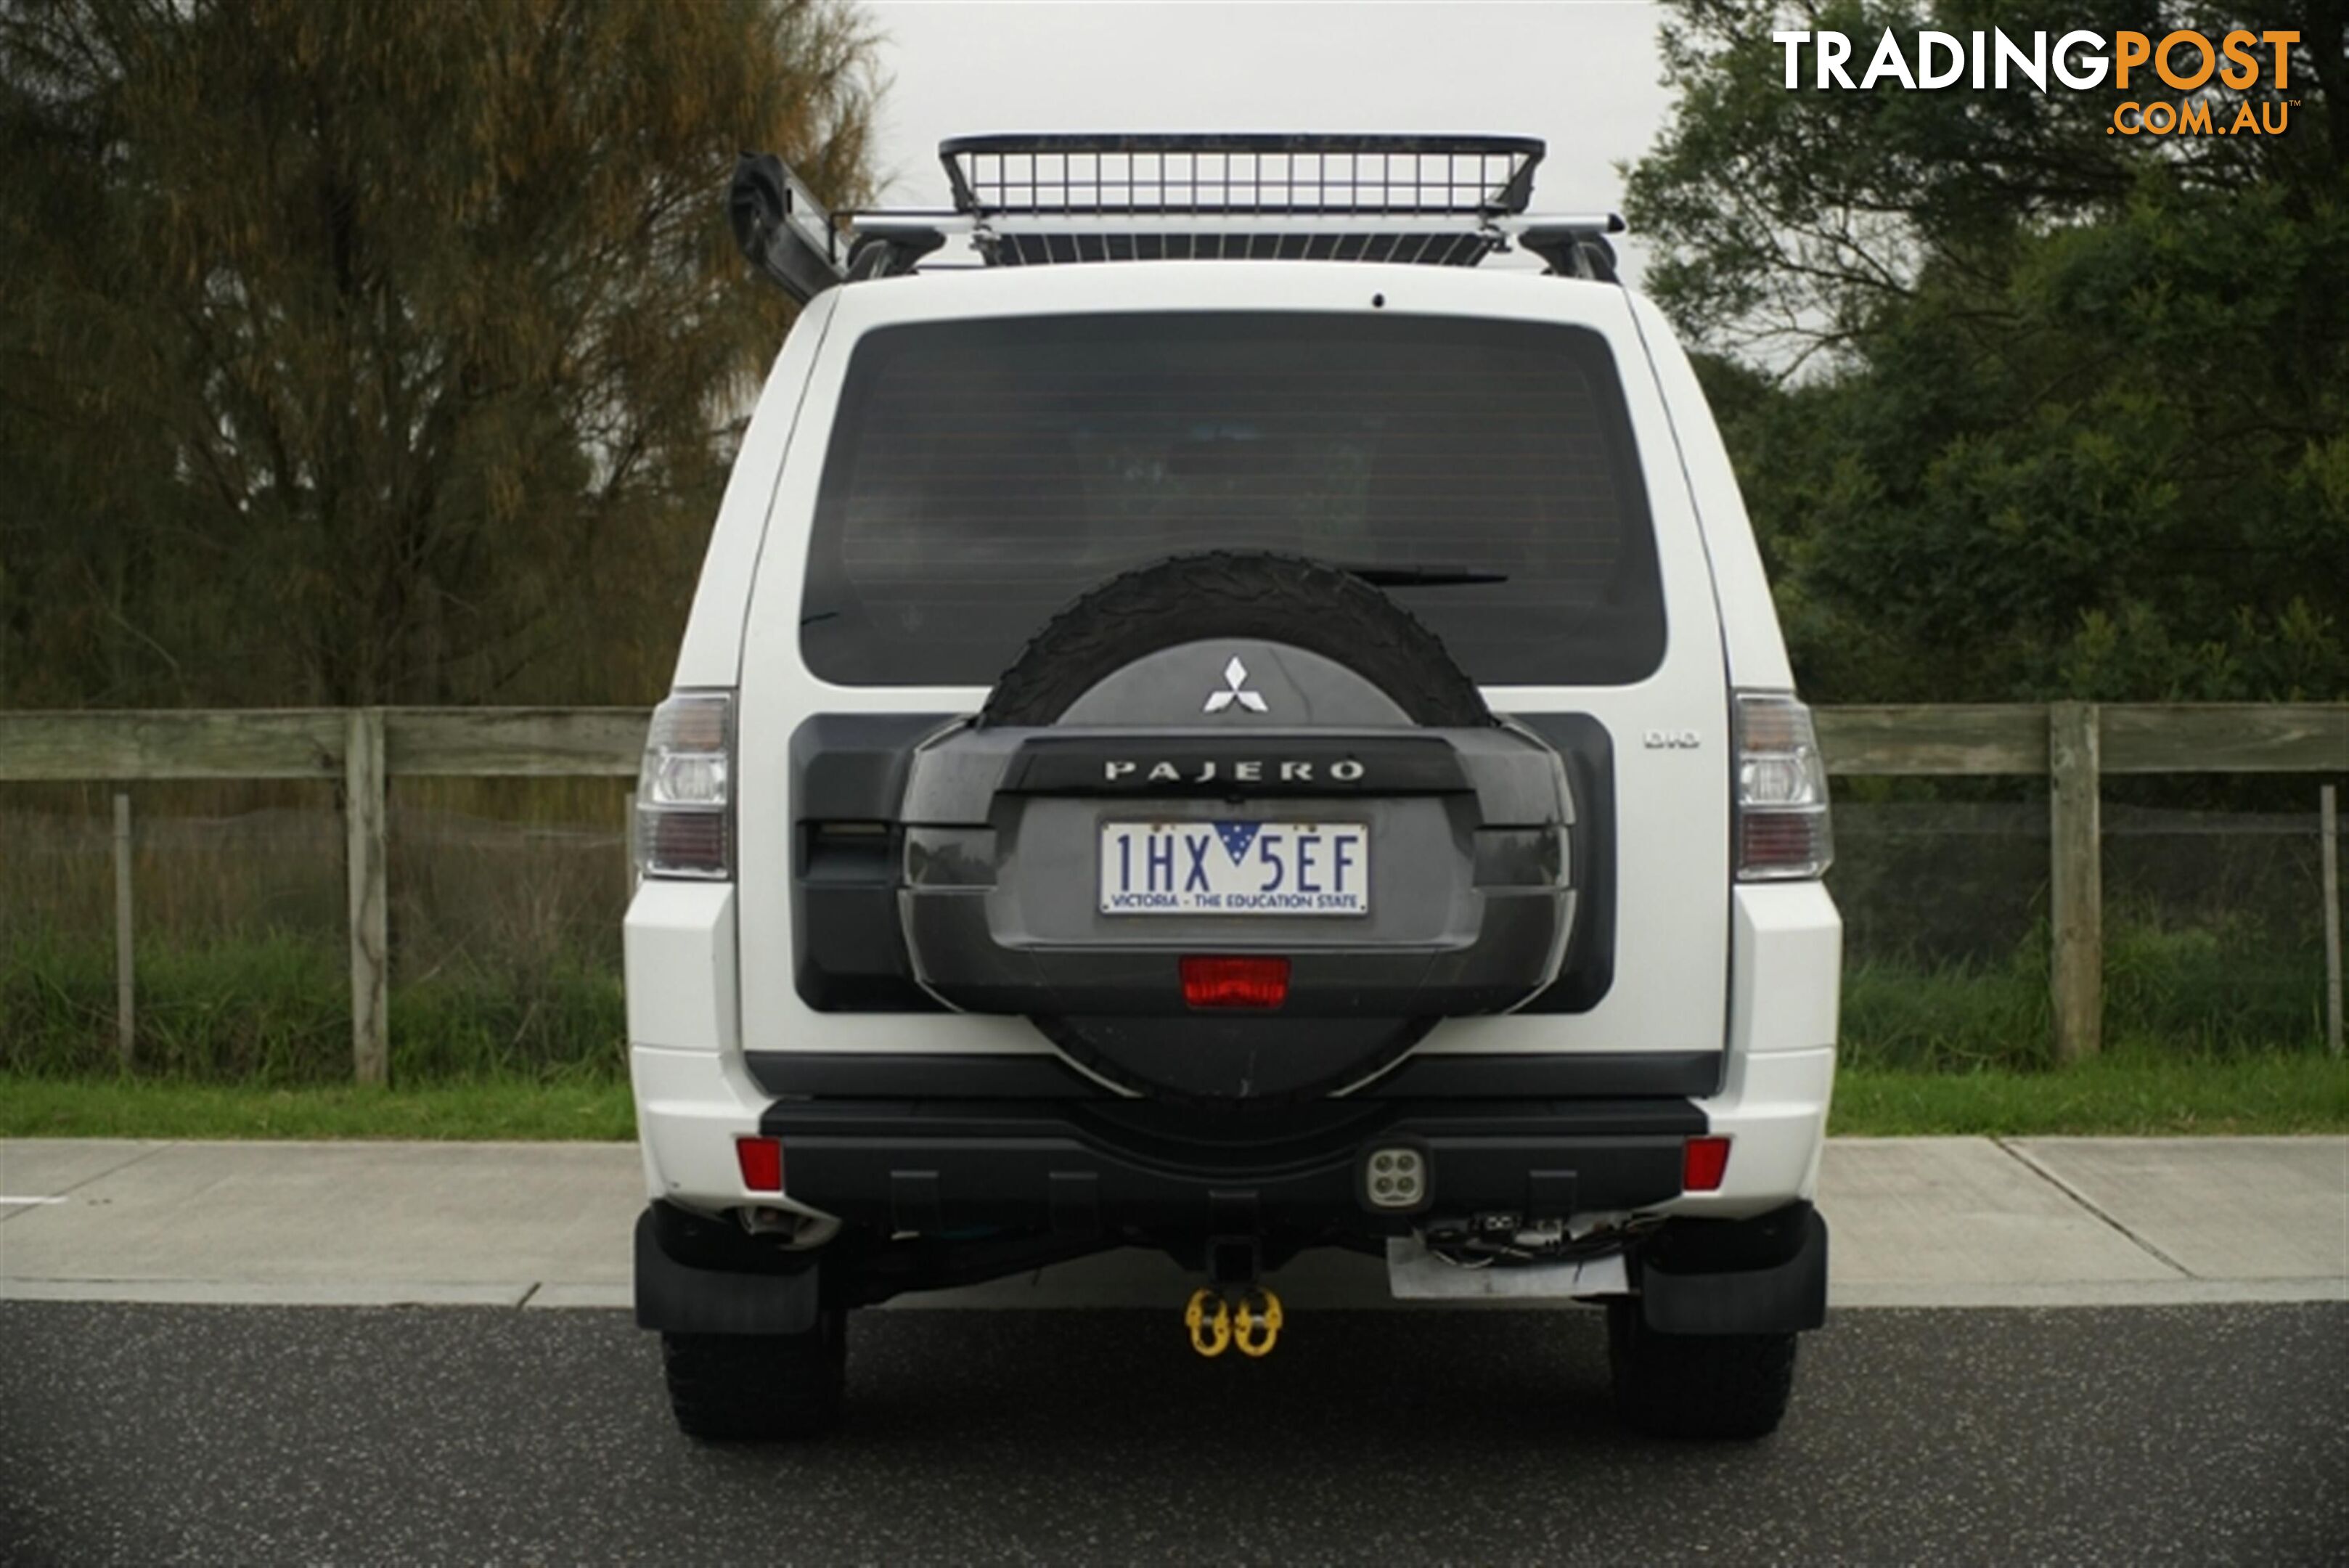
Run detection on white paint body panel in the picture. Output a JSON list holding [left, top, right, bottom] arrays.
[[626, 260, 1839, 1221], [670, 292, 839, 689], [1669, 881, 1843, 1219], [1622, 291, 1796, 691]]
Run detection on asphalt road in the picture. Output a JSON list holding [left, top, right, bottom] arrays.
[[1, 1302, 2342, 1565]]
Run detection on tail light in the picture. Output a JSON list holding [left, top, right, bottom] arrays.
[[735, 1135, 783, 1192], [1733, 692, 1832, 881], [636, 692, 734, 881], [1683, 1135, 1731, 1192], [1181, 955, 1290, 1008]]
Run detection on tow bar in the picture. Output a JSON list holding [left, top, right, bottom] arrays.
[[1186, 1208, 1284, 1357], [1184, 1286, 1284, 1357]]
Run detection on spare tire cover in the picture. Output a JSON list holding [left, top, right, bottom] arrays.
[[982, 551, 1490, 730], [984, 551, 1492, 1103]]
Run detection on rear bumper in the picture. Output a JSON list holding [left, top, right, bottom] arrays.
[[756, 1095, 1703, 1237], [625, 879, 1839, 1227], [634, 1034, 1842, 1231]]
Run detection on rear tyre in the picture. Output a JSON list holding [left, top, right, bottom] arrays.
[[661, 1310, 848, 1441], [1605, 1300, 1797, 1440]]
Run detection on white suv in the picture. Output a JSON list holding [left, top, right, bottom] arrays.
[[626, 135, 1840, 1442]]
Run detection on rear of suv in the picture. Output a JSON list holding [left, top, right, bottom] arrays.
[[628, 135, 1840, 1442]]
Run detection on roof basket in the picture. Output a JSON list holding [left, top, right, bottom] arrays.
[[724, 134, 1622, 301], [937, 133, 1545, 219]]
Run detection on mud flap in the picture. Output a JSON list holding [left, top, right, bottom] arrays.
[[633, 1207, 821, 1336], [1638, 1202, 1829, 1335]]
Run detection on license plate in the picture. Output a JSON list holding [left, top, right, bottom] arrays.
[[1098, 822, 1370, 915]]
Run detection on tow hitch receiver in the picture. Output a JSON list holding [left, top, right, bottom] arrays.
[[1184, 1286, 1286, 1358]]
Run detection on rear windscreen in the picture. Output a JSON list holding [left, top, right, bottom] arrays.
[[799, 312, 1665, 687]]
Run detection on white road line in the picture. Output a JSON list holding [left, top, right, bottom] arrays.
[[0, 1196, 68, 1205]]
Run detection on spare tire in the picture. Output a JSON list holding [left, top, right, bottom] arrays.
[[981, 551, 1490, 729], [952, 552, 1520, 1103]]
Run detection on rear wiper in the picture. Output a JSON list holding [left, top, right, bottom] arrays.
[[1335, 563, 1510, 587]]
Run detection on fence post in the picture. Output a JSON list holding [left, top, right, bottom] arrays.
[[2323, 783, 2342, 1058], [345, 708, 390, 1086], [2048, 702, 2103, 1061], [113, 790, 134, 1070]]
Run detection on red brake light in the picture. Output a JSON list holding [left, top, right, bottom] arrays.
[[736, 1135, 783, 1192], [1181, 955, 1291, 1009], [1739, 812, 1829, 871], [1683, 1135, 1731, 1192]]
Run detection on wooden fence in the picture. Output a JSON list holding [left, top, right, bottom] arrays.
[[2, 703, 2342, 1082]]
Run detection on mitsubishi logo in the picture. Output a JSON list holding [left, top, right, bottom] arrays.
[[1203, 656, 1269, 715]]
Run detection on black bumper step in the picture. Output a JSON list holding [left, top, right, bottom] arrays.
[[756, 1096, 1702, 1236]]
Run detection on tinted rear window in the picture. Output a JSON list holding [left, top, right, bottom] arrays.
[[800, 312, 1664, 686]]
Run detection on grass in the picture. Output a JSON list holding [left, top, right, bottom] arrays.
[[1, 927, 625, 1082], [1839, 909, 2331, 1073], [1831, 1050, 2349, 1137], [4, 1053, 2343, 1141], [0, 1073, 634, 1140]]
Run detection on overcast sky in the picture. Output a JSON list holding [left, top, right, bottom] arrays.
[[861, 1, 1676, 282]]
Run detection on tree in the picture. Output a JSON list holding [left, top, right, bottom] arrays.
[[0, 0, 881, 706], [1626, 0, 2348, 702]]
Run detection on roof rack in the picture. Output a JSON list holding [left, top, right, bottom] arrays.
[[938, 133, 1545, 219], [726, 134, 1624, 304]]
